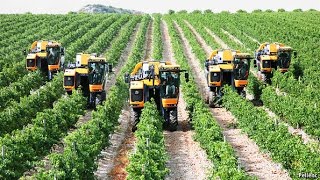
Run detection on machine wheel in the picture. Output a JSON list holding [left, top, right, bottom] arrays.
[[260, 72, 272, 84], [67, 91, 72, 95], [131, 108, 141, 132], [169, 108, 178, 131], [237, 88, 246, 98], [89, 93, 96, 109], [48, 71, 52, 81], [208, 91, 215, 108], [98, 91, 106, 105]]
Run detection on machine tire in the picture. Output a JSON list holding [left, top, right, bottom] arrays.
[[169, 108, 178, 131], [238, 89, 246, 98], [99, 91, 106, 104], [89, 93, 96, 109], [132, 109, 141, 132], [48, 71, 52, 81], [208, 91, 215, 108]]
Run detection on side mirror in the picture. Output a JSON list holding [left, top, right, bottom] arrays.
[[185, 72, 189, 82], [108, 64, 113, 73], [23, 49, 27, 56], [293, 51, 297, 58], [124, 73, 129, 83], [61, 47, 65, 55]]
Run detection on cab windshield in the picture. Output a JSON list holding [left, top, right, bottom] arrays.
[[64, 76, 74, 86], [160, 71, 179, 98], [234, 58, 249, 80], [46, 46, 61, 65], [278, 51, 291, 68], [88, 62, 106, 84], [26, 58, 36, 67]]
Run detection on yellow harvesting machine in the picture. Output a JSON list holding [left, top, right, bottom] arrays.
[[125, 60, 189, 131], [205, 49, 252, 107], [25, 40, 65, 80], [254, 42, 297, 83], [63, 53, 112, 108]]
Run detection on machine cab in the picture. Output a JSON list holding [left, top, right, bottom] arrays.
[[88, 58, 112, 92], [46, 43, 64, 71], [233, 53, 251, 87], [159, 67, 180, 99], [159, 65, 183, 108], [277, 47, 295, 72]]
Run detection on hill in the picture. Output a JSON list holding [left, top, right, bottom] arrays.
[[78, 4, 142, 14]]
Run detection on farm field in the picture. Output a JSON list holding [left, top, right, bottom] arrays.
[[0, 10, 319, 180]]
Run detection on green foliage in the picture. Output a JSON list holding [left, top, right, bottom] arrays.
[[0, 71, 44, 110], [0, 91, 86, 179], [222, 86, 320, 178], [126, 100, 169, 179], [246, 74, 264, 100], [0, 73, 65, 136], [278, 8, 286, 12], [151, 14, 163, 60]]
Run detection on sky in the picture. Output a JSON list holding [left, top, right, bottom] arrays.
[[1, 0, 319, 14]]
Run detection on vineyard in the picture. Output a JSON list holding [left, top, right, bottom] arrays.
[[0, 10, 319, 180]]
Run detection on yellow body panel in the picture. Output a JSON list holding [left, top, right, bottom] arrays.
[[37, 52, 47, 58], [222, 49, 233, 61], [64, 69, 76, 76], [27, 54, 36, 59], [209, 65, 221, 72], [77, 53, 90, 66], [219, 64, 233, 70], [269, 44, 277, 54], [209, 50, 219, 60], [261, 55, 277, 61], [76, 67, 88, 75], [234, 80, 248, 87], [162, 98, 178, 108], [142, 79, 160, 86], [256, 42, 285, 52], [89, 84, 103, 92], [130, 81, 144, 89]]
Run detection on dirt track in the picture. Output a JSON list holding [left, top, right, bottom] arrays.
[[95, 19, 154, 180], [162, 20, 212, 180], [94, 23, 141, 180], [177, 20, 291, 179]]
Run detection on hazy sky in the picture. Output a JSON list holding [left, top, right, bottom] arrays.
[[1, 0, 319, 14]]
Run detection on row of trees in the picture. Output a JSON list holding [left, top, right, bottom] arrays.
[[168, 8, 318, 14]]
